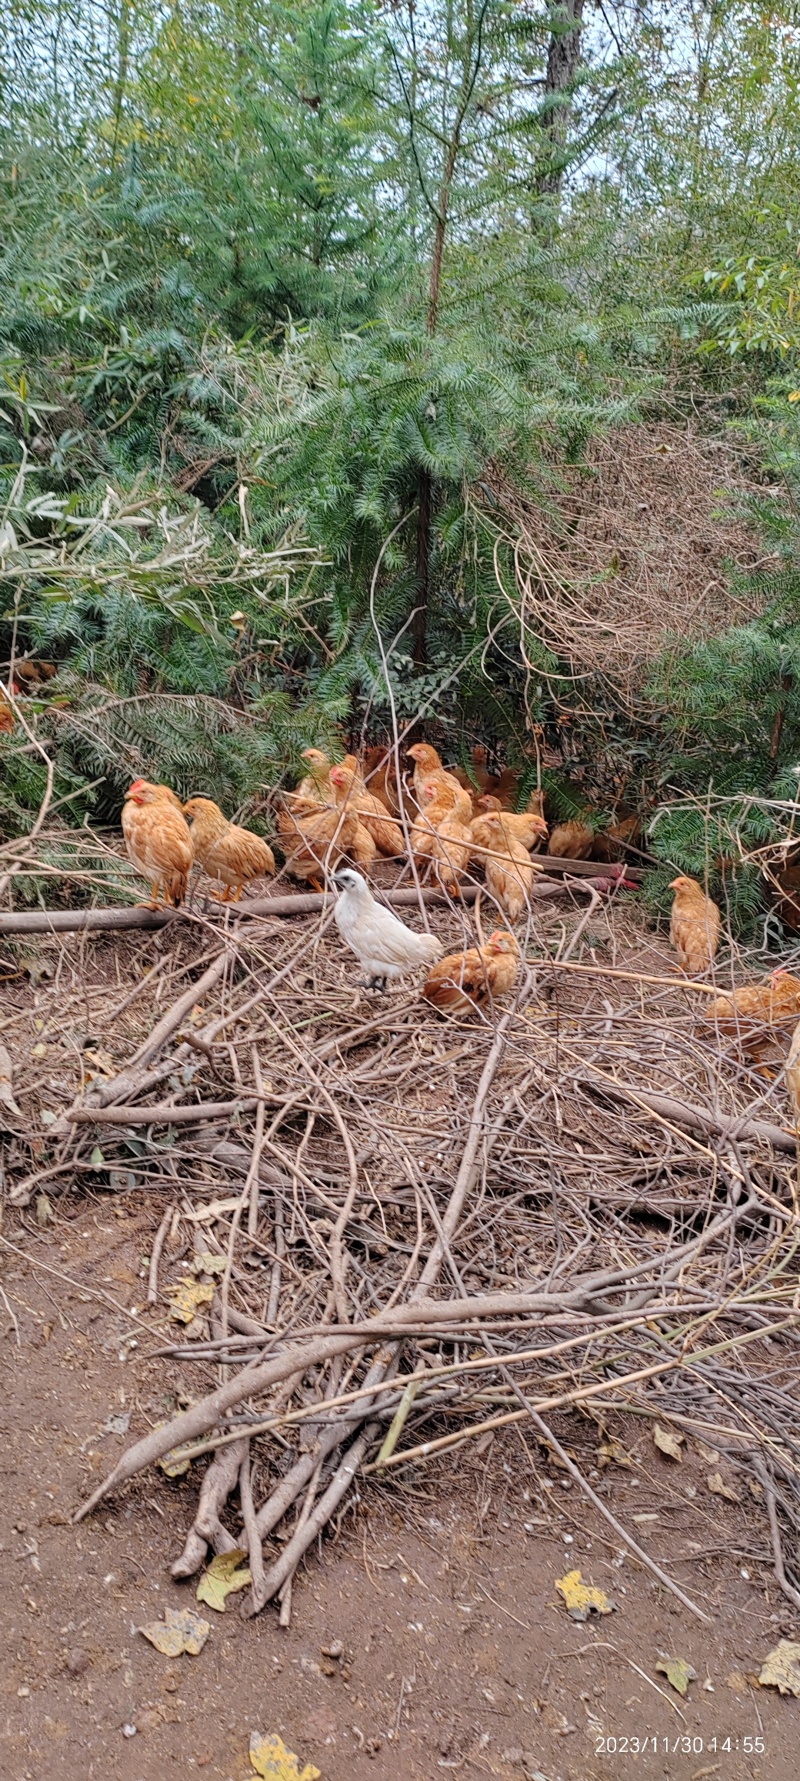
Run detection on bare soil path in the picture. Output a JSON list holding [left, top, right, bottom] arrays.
[[1, 1199, 798, 1781]]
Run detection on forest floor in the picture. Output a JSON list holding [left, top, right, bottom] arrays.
[[1, 1209, 798, 1781], [1, 884, 800, 1781]]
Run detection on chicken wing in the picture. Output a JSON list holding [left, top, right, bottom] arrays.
[[410, 779, 473, 893], [184, 797, 275, 901], [276, 798, 358, 890], [329, 763, 404, 858], [423, 930, 520, 1013]]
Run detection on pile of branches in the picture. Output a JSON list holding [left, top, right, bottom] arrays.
[[4, 872, 800, 1628], [487, 420, 778, 716]]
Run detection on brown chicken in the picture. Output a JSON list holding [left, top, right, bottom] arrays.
[[407, 742, 464, 806], [295, 747, 336, 803], [785, 1017, 800, 1148], [276, 797, 359, 890], [423, 930, 520, 1014], [669, 875, 721, 976], [592, 813, 642, 864], [451, 747, 521, 811], [183, 797, 275, 901], [705, 969, 800, 1070], [410, 778, 473, 893], [476, 798, 548, 852], [122, 778, 193, 907], [470, 814, 539, 923], [0, 688, 14, 734], [362, 745, 401, 815], [329, 764, 404, 858], [471, 803, 549, 922], [548, 818, 594, 859]]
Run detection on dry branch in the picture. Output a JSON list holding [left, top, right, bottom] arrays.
[[0, 860, 641, 935]]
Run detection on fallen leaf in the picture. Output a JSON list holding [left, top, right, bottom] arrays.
[[656, 1654, 697, 1697], [758, 1640, 800, 1697], [191, 1252, 227, 1276], [653, 1423, 684, 1462], [555, 1569, 614, 1622], [139, 1606, 210, 1657], [695, 1439, 720, 1464], [249, 1731, 321, 1780], [597, 1436, 632, 1469], [36, 1193, 54, 1228], [169, 1277, 215, 1324], [184, 1197, 243, 1223], [0, 1043, 22, 1118], [196, 1548, 252, 1612], [158, 1445, 192, 1478], [706, 1471, 739, 1504], [725, 1670, 749, 1697]]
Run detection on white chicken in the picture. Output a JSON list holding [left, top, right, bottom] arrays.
[[333, 868, 443, 990]]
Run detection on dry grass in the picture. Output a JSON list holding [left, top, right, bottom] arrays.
[[488, 421, 781, 709]]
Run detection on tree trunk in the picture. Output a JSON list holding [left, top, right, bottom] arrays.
[[413, 467, 432, 669], [536, 0, 585, 200], [111, 0, 131, 167], [414, 142, 457, 669]]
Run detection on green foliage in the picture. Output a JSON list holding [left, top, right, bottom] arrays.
[[6, 0, 800, 934]]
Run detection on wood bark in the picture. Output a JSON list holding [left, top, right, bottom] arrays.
[[536, 0, 585, 199]]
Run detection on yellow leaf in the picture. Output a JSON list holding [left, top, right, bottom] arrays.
[[158, 1445, 192, 1478], [139, 1606, 210, 1656], [653, 1422, 684, 1462], [196, 1548, 252, 1613], [706, 1471, 739, 1504], [597, 1436, 633, 1469], [191, 1251, 227, 1276], [788, 390, 800, 402], [169, 1277, 215, 1323], [249, 1731, 321, 1780], [725, 1669, 749, 1697], [656, 1654, 696, 1696], [555, 1569, 614, 1622], [758, 1640, 800, 1696]]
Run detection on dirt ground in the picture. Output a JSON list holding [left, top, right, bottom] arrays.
[[1, 1196, 799, 1781]]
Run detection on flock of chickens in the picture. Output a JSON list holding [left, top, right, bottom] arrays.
[[121, 741, 561, 915], [119, 743, 554, 1012], [120, 750, 800, 1048]]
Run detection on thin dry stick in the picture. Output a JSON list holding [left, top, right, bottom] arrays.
[[754, 1460, 800, 1613], [239, 1445, 267, 1607], [247, 1046, 266, 1239], [278, 1458, 322, 1629], [147, 1204, 173, 1306]]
